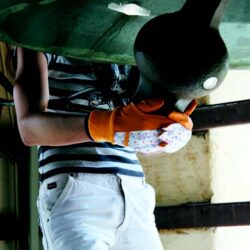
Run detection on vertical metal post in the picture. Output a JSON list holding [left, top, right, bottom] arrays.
[[16, 145, 29, 250], [29, 146, 39, 250]]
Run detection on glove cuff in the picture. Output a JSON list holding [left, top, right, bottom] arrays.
[[88, 109, 114, 143], [85, 115, 94, 141]]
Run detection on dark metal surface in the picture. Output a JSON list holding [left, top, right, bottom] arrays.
[[155, 202, 250, 229], [0, 215, 18, 240], [192, 99, 250, 131], [16, 145, 30, 249]]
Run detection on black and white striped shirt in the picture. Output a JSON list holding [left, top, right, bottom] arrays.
[[38, 54, 144, 181]]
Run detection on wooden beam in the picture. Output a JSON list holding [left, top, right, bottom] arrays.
[[155, 202, 250, 229], [191, 99, 250, 131]]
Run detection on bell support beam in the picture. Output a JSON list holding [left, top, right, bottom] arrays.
[[191, 99, 250, 131], [155, 201, 250, 229]]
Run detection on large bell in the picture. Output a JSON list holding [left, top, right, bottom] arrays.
[[134, 0, 229, 100]]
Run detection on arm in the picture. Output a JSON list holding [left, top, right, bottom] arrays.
[[14, 47, 195, 150], [14, 48, 90, 146]]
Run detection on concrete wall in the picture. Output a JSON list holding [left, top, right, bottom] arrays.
[[139, 69, 250, 250], [210, 70, 250, 250], [160, 228, 215, 250], [139, 135, 212, 206]]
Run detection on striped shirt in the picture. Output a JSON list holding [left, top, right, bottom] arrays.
[[38, 54, 144, 181]]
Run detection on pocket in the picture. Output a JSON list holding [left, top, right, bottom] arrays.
[[49, 175, 125, 229], [41, 175, 73, 217], [49, 176, 74, 217]]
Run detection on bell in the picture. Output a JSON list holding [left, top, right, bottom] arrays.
[[134, 0, 229, 100]]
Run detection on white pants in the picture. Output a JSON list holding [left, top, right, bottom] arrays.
[[37, 173, 163, 250]]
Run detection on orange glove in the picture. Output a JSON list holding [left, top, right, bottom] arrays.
[[87, 98, 197, 146]]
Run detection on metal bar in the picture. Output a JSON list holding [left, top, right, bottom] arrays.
[[210, 0, 230, 29], [16, 145, 30, 249], [191, 99, 250, 131], [29, 146, 40, 250], [0, 97, 14, 106], [155, 202, 250, 229]]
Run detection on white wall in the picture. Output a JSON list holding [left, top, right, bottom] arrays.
[[160, 228, 215, 250], [210, 70, 250, 250]]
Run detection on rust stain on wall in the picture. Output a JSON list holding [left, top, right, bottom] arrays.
[[138, 135, 213, 206]]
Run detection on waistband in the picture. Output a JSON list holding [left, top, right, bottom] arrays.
[[40, 172, 146, 190], [39, 167, 145, 183]]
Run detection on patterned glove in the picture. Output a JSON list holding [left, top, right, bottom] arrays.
[[87, 99, 197, 153], [114, 100, 197, 154]]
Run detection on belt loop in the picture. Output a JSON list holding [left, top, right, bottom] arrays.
[[69, 172, 78, 178]]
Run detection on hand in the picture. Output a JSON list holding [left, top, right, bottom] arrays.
[[117, 123, 193, 154], [87, 99, 197, 149]]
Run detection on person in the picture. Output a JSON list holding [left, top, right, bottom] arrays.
[[13, 47, 196, 250]]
